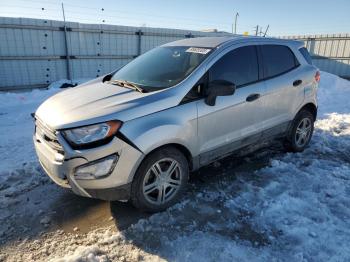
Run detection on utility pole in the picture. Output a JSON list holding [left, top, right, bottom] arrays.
[[254, 25, 259, 36], [231, 11, 233, 33], [61, 3, 71, 82], [263, 25, 270, 37], [234, 12, 239, 34]]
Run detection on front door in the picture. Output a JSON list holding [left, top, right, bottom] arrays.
[[196, 45, 265, 165]]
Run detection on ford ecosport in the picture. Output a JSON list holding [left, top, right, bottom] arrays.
[[33, 36, 319, 212]]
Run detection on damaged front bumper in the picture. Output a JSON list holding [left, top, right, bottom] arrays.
[[33, 122, 144, 201]]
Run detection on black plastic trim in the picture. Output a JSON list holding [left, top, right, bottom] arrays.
[[180, 72, 208, 105], [62, 134, 115, 150], [116, 132, 143, 152], [256, 45, 264, 80], [85, 182, 131, 201]]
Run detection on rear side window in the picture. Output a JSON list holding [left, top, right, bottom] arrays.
[[261, 45, 299, 79], [299, 47, 313, 65], [209, 46, 259, 87]]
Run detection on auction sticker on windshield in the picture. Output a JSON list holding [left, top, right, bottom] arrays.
[[185, 47, 211, 54]]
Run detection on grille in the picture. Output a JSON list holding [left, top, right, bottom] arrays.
[[35, 118, 64, 153]]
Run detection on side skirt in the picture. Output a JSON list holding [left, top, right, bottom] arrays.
[[196, 121, 291, 169]]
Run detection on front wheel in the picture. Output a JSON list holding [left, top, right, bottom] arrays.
[[284, 110, 315, 152], [130, 147, 189, 212]]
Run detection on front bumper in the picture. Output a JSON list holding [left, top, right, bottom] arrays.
[[84, 183, 132, 201], [33, 128, 144, 201]]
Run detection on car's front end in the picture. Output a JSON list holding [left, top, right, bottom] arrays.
[[33, 115, 144, 200]]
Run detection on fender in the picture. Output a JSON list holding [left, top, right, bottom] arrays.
[[119, 101, 198, 163]]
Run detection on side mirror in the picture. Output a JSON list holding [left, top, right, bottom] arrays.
[[204, 80, 236, 106]]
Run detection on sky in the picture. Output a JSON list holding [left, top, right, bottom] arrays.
[[0, 0, 349, 36]]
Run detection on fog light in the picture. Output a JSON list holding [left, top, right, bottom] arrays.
[[74, 154, 118, 180], [54, 152, 65, 162]]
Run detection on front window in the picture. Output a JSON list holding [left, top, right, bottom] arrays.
[[209, 45, 259, 87], [111, 46, 211, 92]]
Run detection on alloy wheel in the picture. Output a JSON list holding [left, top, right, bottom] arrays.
[[142, 158, 182, 205], [295, 117, 312, 147]]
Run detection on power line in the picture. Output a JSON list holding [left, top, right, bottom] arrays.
[[11, 0, 248, 28], [1, 3, 240, 32], [3, 1, 348, 36]]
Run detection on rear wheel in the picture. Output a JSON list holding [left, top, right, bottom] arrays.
[[284, 110, 314, 152], [130, 147, 189, 212]]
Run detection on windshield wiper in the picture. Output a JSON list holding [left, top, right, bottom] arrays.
[[106, 79, 145, 93], [123, 80, 145, 93]]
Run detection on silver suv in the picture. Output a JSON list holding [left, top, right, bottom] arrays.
[[34, 36, 319, 212]]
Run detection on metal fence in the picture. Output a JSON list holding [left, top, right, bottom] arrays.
[[0, 17, 231, 91], [282, 34, 350, 79], [1, 16, 350, 91]]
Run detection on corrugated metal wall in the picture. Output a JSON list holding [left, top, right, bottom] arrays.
[[2, 17, 349, 91], [0, 17, 231, 91], [282, 34, 350, 78]]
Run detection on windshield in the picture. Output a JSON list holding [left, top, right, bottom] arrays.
[[111, 46, 211, 92]]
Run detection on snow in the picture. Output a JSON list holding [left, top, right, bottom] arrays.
[[0, 79, 89, 211], [1, 72, 350, 261], [0, 79, 89, 172]]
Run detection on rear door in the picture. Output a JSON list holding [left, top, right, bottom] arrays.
[[259, 44, 305, 133], [196, 45, 265, 165]]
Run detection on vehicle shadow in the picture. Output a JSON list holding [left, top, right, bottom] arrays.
[[109, 201, 150, 231]]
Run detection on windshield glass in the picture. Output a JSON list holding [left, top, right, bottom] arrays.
[[111, 46, 211, 92]]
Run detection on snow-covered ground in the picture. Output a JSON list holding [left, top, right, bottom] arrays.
[[0, 79, 88, 213], [0, 73, 350, 261]]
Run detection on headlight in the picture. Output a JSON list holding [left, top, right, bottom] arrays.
[[62, 121, 122, 147]]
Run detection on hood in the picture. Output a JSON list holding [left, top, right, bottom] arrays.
[[35, 79, 179, 129]]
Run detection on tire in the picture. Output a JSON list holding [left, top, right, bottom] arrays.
[[130, 146, 189, 212], [284, 109, 315, 152]]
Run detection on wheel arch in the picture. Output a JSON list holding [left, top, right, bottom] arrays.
[[143, 143, 195, 171], [298, 102, 317, 120]]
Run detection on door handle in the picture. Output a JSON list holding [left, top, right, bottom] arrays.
[[246, 93, 260, 102], [293, 79, 302, 86]]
